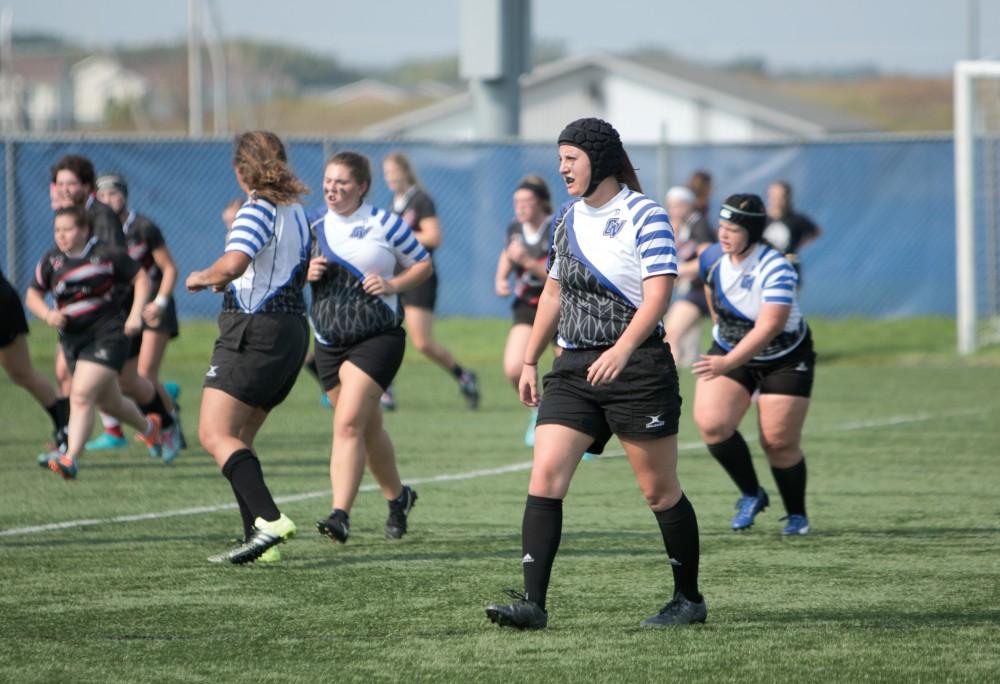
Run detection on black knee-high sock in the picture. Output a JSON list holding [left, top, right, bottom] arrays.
[[771, 459, 807, 516], [45, 397, 70, 431], [139, 392, 175, 428], [450, 364, 465, 380], [222, 449, 281, 523], [707, 431, 759, 496], [231, 482, 256, 540], [521, 495, 562, 610], [654, 494, 702, 603]]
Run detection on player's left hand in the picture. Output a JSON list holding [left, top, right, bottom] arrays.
[[692, 354, 730, 380], [587, 345, 630, 386], [363, 273, 395, 296]]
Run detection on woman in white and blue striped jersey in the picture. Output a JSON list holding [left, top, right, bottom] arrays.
[[692, 193, 815, 537], [186, 130, 311, 565], [309, 152, 433, 547]]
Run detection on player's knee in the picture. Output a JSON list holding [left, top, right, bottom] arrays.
[[645, 486, 682, 511], [333, 417, 366, 441], [411, 337, 432, 355], [695, 414, 733, 443], [759, 432, 798, 460]]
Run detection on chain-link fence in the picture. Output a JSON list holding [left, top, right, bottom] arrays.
[[2, 133, 958, 321]]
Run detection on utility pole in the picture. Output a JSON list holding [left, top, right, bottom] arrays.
[[188, 0, 203, 137]]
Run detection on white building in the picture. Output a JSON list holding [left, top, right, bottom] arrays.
[[365, 53, 871, 143], [71, 55, 148, 126]]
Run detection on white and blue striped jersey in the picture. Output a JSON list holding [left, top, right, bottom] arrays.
[[548, 185, 677, 349], [310, 203, 429, 347], [223, 197, 310, 315], [699, 242, 807, 361]]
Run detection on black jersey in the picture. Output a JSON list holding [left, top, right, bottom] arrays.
[[505, 218, 553, 307], [30, 237, 139, 335], [86, 195, 125, 248], [391, 187, 437, 254], [123, 210, 166, 289], [764, 211, 819, 255]]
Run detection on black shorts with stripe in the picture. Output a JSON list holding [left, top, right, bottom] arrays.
[[0, 273, 29, 348], [536, 337, 681, 455], [60, 317, 131, 374], [314, 326, 406, 393], [203, 311, 309, 411], [707, 328, 816, 398]]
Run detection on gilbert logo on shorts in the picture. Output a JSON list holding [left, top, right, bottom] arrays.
[[603, 218, 625, 238], [794, 362, 809, 372], [522, 553, 535, 564], [206, 365, 219, 378], [645, 415, 665, 429], [93, 348, 109, 361]]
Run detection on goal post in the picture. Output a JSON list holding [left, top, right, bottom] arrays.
[[954, 60, 1000, 354]]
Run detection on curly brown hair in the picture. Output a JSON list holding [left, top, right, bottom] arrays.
[[232, 131, 309, 205]]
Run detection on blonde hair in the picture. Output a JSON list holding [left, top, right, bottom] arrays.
[[232, 130, 309, 205], [384, 151, 419, 189]]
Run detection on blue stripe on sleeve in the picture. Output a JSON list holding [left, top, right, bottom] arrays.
[[386, 217, 404, 242], [226, 236, 259, 255], [393, 227, 412, 247], [645, 262, 673, 273], [637, 229, 672, 245], [641, 246, 677, 259], [763, 296, 794, 304], [627, 194, 644, 210], [401, 237, 419, 255], [766, 283, 795, 291], [632, 202, 657, 225], [230, 222, 267, 247], [236, 211, 273, 239], [412, 247, 429, 261]]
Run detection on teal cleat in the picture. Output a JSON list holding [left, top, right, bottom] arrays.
[[85, 432, 128, 451]]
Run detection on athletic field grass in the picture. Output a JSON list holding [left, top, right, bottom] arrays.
[[1, 318, 998, 682]]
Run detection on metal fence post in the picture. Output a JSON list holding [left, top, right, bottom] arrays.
[[5, 137, 15, 284]]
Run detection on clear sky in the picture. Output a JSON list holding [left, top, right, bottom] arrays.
[[6, 0, 998, 75]]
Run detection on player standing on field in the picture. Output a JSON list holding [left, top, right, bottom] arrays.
[[380, 152, 480, 411], [494, 175, 556, 447], [485, 118, 706, 630], [187, 131, 311, 564], [310, 152, 431, 545], [693, 193, 815, 536]]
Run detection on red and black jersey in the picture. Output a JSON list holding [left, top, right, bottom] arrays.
[[30, 237, 140, 335], [505, 218, 553, 307], [123, 210, 166, 289]]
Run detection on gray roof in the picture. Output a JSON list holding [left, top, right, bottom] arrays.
[[364, 52, 873, 138]]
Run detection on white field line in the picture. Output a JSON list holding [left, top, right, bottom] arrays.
[[0, 409, 988, 539]]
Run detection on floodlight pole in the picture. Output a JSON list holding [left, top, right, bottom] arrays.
[[460, 0, 529, 140]]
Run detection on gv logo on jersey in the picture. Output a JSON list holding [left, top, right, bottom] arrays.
[[603, 218, 625, 237], [740, 274, 755, 289], [350, 225, 371, 239]]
